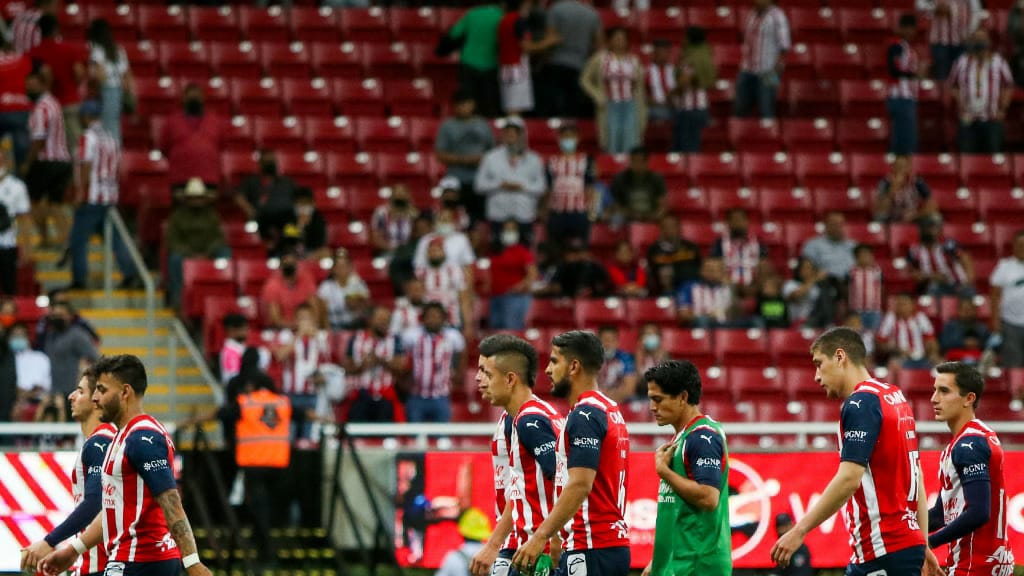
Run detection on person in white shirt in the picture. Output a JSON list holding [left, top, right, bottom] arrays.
[[401, 302, 466, 423], [948, 29, 1014, 154], [317, 248, 370, 330], [86, 18, 131, 144], [0, 145, 30, 295], [413, 207, 476, 275], [474, 116, 546, 248], [735, 0, 790, 118], [990, 230, 1024, 367], [8, 321, 51, 412]]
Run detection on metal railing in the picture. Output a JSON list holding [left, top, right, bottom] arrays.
[[168, 317, 224, 411], [103, 207, 155, 368]]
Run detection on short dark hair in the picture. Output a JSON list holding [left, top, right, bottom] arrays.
[[935, 361, 985, 408], [853, 243, 873, 257], [644, 360, 702, 405], [898, 13, 917, 28], [37, 13, 58, 37], [223, 313, 249, 329], [81, 364, 99, 394], [422, 301, 447, 319], [9, 321, 29, 334], [479, 334, 539, 389], [452, 88, 475, 103], [551, 330, 604, 375], [598, 325, 619, 336], [93, 355, 148, 396], [686, 26, 707, 46], [810, 327, 868, 365], [629, 145, 648, 158], [295, 186, 314, 201]]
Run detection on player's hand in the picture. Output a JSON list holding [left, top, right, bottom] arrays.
[[37, 544, 79, 576], [470, 542, 499, 576], [21, 540, 54, 572], [641, 561, 653, 576], [769, 525, 806, 567], [186, 563, 214, 576], [923, 548, 946, 576], [511, 535, 544, 574], [654, 442, 675, 476]]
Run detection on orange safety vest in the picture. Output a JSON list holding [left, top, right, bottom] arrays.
[[236, 389, 292, 468]]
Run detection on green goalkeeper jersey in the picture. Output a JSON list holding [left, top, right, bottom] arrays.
[[651, 415, 732, 576]]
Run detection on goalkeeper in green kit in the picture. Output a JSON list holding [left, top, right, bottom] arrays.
[[641, 360, 732, 576]]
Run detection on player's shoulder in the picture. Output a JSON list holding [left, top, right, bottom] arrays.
[[91, 422, 118, 440], [842, 389, 882, 412]]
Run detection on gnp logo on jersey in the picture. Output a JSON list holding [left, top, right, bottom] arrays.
[[534, 441, 556, 456], [843, 430, 869, 442], [572, 437, 600, 449], [566, 553, 587, 576], [696, 457, 721, 469], [142, 458, 169, 472], [963, 462, 989, 478]]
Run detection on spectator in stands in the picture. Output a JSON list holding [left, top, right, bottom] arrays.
[[783, 258, 837, 329], [908, 218, 974, 296], [35, 288, 99, 347], [887, 14, 923, 155], [544, 237, 613, 298], [634, 323, 669, 395], [10, 321, 50, 404], [317, 248, 370, 331], [28, 14, 87, 158], [756, 273, 789, 329], [647, 214, 702, 297], [545, 121, 596, 248], [672, 50, 712, 154], [597, 325, 637, 402], [344, 305, 408, 423], [734, 0, 790, 119], [438, 509, 491, 576], [497, 0, 539, 116], [9, 0, 56, 55], [402, 301, 466, 423], [391, 278, 426, 334], [849, 244, 885, 331], [609, 146, 666, 224], [86, 18, 131, 145], [711, 208, 766, 294], [0, 299, 15, 329], [580, 27, 646, 154], [879, 292, 941, 370], [288, 187, 326, 260], [842, 311, 877, 364], [873, 156, 938, 224], [940, 296, 991, 360], [1009, 0, 1024, 86], [607, 240, 647, 297], [539, 0, 603, 118], [416, 237, 475, 338], [0, 145, 29, 296], [991, 230, 1024, 368], [219, 313, 269, 386], [800, 211, 858, 282], [774, 513, 814, 576], [273, 303, 330, 441], [165, 178, 228, 310], [260, 246, 320, 330], [949, 29, 1014, 154], [919, 0, 980, 80], [681, 26, 717, 94], [489, 220, 537, 331], [235, 149, 297, 254], [445, 2, 503, 118], [42, 301, 98, 399], [0, 36, 32, 169], [69, 101, 138, 290], [475, 116, 546, 249], [646, 39, 676, 123], [436, 177, 471, 233], [21, 69, 71, 249], [371, 183, 418, 257], [414, 207, 476, 273], [435, 91, 494, 223], [676, 257, 738, 328], [160, 82, 224, 193], [389, 213, 434, 293]]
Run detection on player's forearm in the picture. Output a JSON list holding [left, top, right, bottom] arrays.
[[76, 512, 105, 550], [532, 478, 590, 541], [794, 462, 863, 536], [484, 503, 514, 551], [659, 466, 719, 511], [156, 489, 200, 557], [45, 498, 102, 547], [917, 471, 929, 540]]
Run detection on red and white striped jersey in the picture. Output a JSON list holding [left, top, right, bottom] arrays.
[[838, 379, 925, 564], [716, 234, 764, 286], [878, 311, 935, 360], [101, 414, 181, 563], [938, 419, 1015, 573], [888, 39, 920, 100], [506, 397, 564, 550], [345, 330, 403, 395], [371, 205, 414, 252], [277, 329, 331, 395], [78, 121, 120, 205], [402, 326, 465, 398], [29, 92, 69, 161], [555, 390, 630, 551], [741, 6, 791, 73], [11, 8, 40, 54], [849, 265, 884, 313], [389, 297, 423, 334], [646, 62, 676, 106], [491, 413, 512, 520], [602, 52, 640, 103], [673, 64, 709, 111], [72, 423, 117, 575], [908, 240, 969, 286], [921, 0, 980, 46], [416, 263, 467, 327], [949, 54, 1014, 121], [678, 281, 733, 322], [547, 153, 590, 214]]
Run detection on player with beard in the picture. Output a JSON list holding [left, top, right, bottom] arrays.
[[471, 334, 563, 576], [39, 355, 211, 576], [513, 330, 630, 576], [21, 366, 116, 575]]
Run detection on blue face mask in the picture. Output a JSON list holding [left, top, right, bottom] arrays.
[[9, 337, 28, 353], [643, 334, 661, 352], [559, 138, 578, 153]]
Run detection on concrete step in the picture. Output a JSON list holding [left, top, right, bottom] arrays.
[[69, 290, 167, 310], [101, 346, 192, 359]]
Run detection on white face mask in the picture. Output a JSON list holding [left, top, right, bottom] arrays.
[[501, 231, 520, 247], [436, 223, 455, 236]]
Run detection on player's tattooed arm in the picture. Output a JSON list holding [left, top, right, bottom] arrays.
[[155, 489, 199, 557]]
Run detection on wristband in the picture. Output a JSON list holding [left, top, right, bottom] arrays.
[[182, 553, 201, 569], [70, 537, 87, 555]]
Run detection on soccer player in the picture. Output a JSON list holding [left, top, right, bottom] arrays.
[[512, 330, 630, 576], [39, 355, 211, 576], [769, 327, 942, 575], [21, 367, 116, 575], [641, 360, 731, 576], [470, 334, 563, 576], [928, 361, 1015, 574]]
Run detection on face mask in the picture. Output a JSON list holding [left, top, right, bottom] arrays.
[[921, 232, 936, 243], [643, 334, 661, 352], [183, 99, 203, 116], [281, 263, 297, 276], [604, 348, 617, 360], [501, 231, 520, 247], [296, 205, 313, 217], [392, 198, 409, 209], [436, 223, 455, 236], [428, 257, 445, 268], [27, 91, 41, 104], [559, 138, 578, 153], [442, 198, 460, 209], [260, 162, 278, 177], [9, 337, 28, 353], [49, 317, 68, 331]]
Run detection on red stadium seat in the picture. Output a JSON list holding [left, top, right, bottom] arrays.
[[699, 366, 734, 403], [352, 258, 395, 299], [221, 116, 255, 152], [626, 298, 677, 327], [235, 259, 273, 299], [189, 6, 242, 42], [888, 222, 920, 256], [726, 366, 787, 402], [785, 80, 840, 118], [137, 5, 190, 42], [938, 294, 992, 323], [781, 118, 835, 153], [835, 117, 888, 154], [355, 117, 412, 154], [120, 150, 169, 193], [209, 41, 263, 79], [714, 328, 771, 367], [783, 43, 816, 81], [157, 41, 210, 78], [326, 152, 377, 188], [327, 221, 372, 259], [838, 79, 887, 118], [740, 152, 795, 189], [813, 43, 867, 81], [361, 42, 416, 79], [662, 328, 715, 367], [314, 187, 349, 221], [895, 368, 936, 395], [223, 221, 266, 261], [86, 4, 138, 42], [679, 219, 719, 248], [993, 221, 1022, 258], [576, 298, 629, 329], [783, 220, 819, 256], [943, 222, 996, 258], [123, 42, 159, 77], [346, 185, 388, 220], [331, 78, 387, 118], [788, 8, 839, 44], [849, 152, 889, 190], [928, 186, 979, 225], [858, 42, 892, 77], [221, 150, 259, 186], [913, 154, 959, 189], [707, 186, 760, 221], [311, 41, 362, 77], [978, 188, 1024, 226], [688, 153, 741, 188], [794, 152, 850, 189], [237, 6, 290, 43], [407, 117, 442, 153], [252, 117, 306, 153], [685, 6, 738, 43], [339, 8, 390, 42], [304, 116, 357, 153], [838, 8, 893, 44], [711, 43, 743, 81], [528, 299, 577, 328], [844, 221, 889, 255], [12, 296, 48, 326], [229, 77, 284, 116], [782, 366, 820, 400], [758, 187, 815, 222], [383, 78, 436, 118], [375, 152, 431, 190], [641, 7, 686, 42], [388, 7, 440, 44], [289, 7, 341, 43], [769, 328, 820, 366], [182, 258, 236, 318], [627, 223, 660, 254], [132, 76, 180, 117], [665, 186, 711, 220], [260, 41, 313, 79], [727, 118, 782, 153], [276, 151, 327, 188], [201, 295, 261, 359], [281, 78, 333, 117], [646, 153, 688, 190], [959, 154, 1014, 189]]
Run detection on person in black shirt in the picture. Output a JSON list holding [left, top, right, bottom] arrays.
[[235, 149, 297, 250], [646, 214, 702, 296], [544, 238, 613, 298], [291, 186, 327, 260], [772, 513, 812, 576]]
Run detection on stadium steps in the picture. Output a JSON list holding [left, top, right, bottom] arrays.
[[195, 527, 341, 572]]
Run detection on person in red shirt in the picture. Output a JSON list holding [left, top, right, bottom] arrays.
[[606, 240, 647, 297], [489, 220, 537, 330], [27, 14, 87, 157], [259, 246, 321, 330], [159, 83, 225, 191], [0, 36, 32, 168]]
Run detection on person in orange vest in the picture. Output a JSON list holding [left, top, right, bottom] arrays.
[[234, 378, 291, 569]]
